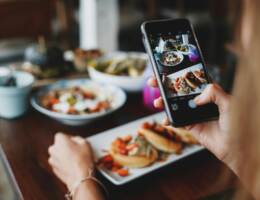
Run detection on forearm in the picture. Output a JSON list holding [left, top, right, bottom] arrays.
[[73, 180, 105, 200]]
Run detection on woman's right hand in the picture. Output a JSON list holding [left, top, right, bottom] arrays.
[[148, 78, 238, 170], [48, 133, 95, 191]]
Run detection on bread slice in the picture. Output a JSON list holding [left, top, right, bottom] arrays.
[[138, 128, 183, 154], [167, 127, 198, 145], [184, 72, 200, 89], [109, 140, 158, 168]]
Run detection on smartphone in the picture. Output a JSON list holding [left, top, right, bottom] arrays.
[[141, 18, 219, 127]]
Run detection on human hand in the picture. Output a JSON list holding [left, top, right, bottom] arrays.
[[148, 77, 233, 164], [48, 133, 95, 191]]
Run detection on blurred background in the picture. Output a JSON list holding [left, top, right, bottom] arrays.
[[0, 0, 235, 90], [0, 2, 239, 198]]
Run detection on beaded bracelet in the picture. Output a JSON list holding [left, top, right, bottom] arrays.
[[65, 169, 108, 200]]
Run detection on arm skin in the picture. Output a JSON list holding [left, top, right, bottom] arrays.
[[48, 133, 105, 200]]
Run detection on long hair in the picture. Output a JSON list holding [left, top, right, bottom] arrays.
[[230, 0, 260, 198]]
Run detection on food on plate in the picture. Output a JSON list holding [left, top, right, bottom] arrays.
[[167, 68, 208, 96], [167, 127, 198, 145], [73, 48, 103, 72], [184, 71, 202, 89], [40, 86, 111, 115], [164, 40, 177, 51], [174, 77, 193, 95], [97, 121, 199, 177], [177, 44, 189, 53], [109, 135, 158, 168], [138, 122, 183, 153], [167, 81, 177, 94], [97, 154, 130, 177], [193, 69, 207, 83], [92, 55, 146, 77], [160, 51, 182, 66]]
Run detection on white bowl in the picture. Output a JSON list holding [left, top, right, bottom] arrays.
[[0, 70, 34, 119], [31, 79, 126, 126], [88, 52, 149, 92]]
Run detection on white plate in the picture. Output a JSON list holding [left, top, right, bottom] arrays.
[[31, 79, 126, 126], [177, 44, 197, 55], [159, 51, 184, 67], [88, 52, 149, 92], [87, 112, 204, 185]]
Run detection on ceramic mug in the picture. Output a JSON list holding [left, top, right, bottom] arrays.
[[0, 70, 34, 119]]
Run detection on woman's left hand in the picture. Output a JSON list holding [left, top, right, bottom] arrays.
[[48, 133, 94, 191]]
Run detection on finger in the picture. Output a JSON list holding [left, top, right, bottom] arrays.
[[54, 132, 72, 146], [48, 145, 54, 155], [162, 117, 170, 126], [154, 97, 164, 108], [147, 77, 158, 88], [54, 132, 69, 142], [194, 84, 230, 112], [184, 125, 195, 131], [48, 157, 59, 168], [48, 146, 61, 162]]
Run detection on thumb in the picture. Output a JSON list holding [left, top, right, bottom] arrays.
[[194, 84, 230, 113]]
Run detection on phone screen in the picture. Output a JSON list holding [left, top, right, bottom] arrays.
[[148, 27, 210, 113]]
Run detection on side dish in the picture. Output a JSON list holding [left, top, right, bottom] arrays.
[[73, 49, 103, 72], [40, 86, 111, 115], [92, 56, 147, 77]]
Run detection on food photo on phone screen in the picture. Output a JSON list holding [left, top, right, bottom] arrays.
[[150, 30, 209, 100]]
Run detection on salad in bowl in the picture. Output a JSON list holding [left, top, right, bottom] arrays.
[[31, 79, 126, 125]]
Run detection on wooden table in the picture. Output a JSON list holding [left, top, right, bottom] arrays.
[[0, 93, 238, 200]]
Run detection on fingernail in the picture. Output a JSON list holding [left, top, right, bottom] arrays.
[[154, 99, 159, 107], [147, 78, 152, 85]]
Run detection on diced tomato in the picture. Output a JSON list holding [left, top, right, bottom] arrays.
[[119, 148, 128, 155], [98, 101, 109, 109], [113, 161, 122, 168], [103, 162, 113, 170], [84, 91, 95, 99], [111, 166, 119, 172], [122, 135, 132, 143], [115, 138, 127, 149], [111, 163, 122, 172], [50, 97, 59, 105], [142, 122, 152, 129], [117, 169, 129, 177], [114, 138, 122, 146], [102, 154, 113, 163], [154, 125, 165, 133], [68, 107, 77, 114]]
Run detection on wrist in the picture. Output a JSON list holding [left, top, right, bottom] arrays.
[[222, 150, 242, 177], [67, 166, 95, 191], [65, 170, 107, 200], [74, 178, 97, 197]]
